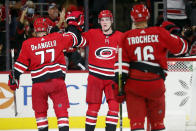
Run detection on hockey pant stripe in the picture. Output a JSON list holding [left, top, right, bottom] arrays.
[[86, 110, 99, 126], [106, 111, 118, 125], [58, 117, 69, 127], [36, 117, 48, 129], [86, 115, 97, 125]]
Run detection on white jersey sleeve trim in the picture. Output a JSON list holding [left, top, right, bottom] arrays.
[[174, 38, 188, 56], [14, 67, 24, 73], [67, 31, 77, 47], [15, 62, 28, 69]]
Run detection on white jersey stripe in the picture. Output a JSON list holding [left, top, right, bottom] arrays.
[[31, 64, 66, 74], [15, 67, 24, 73], [89, 69, 115, 77], [76, 36, 86, 47], [80, 37, 86, 47], [15, 62, 28, 69], [32, 69, 62, 78], [174, 38, 188, 56], [67, 32, 77, 47], [89, 64, 114, 72], [79, 36, 84, 47], [62, 70, 66, 74]]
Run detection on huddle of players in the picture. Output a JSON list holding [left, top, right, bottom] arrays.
[[8, 3, 190, 131]]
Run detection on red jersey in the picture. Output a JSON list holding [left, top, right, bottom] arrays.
[[115, 26, 188, 77], [14, 32, 86, 83], [83, 29, 123, 79]]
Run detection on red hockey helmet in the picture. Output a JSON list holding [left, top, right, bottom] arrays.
[[98, 10, 113, 19], [33, 17, 48, 32], [130, 4, 150, 22]]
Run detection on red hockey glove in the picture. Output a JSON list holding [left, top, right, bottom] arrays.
[[66, 11, 84, 31], [8, 72, 19, 91], [112, 82, 126, 103]]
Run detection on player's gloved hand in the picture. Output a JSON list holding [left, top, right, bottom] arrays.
[[161, 21, 181, 36], [113, 72, 128, 88], [112, 72, 128, 103], [8, 72, 19, 91], [112, 82, 126, 103], [66, 11, 84, 31]]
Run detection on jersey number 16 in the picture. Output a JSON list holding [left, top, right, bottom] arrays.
[[134, 46, 155, 61]]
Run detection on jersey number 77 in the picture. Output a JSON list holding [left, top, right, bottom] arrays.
[[35, 49, 55, 64]]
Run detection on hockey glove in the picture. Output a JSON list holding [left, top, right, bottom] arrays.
[[161, 21, 181, 36], [113, 72, 128, 88], [8, 72, 19, 91], [112, 82, 125, 103], [66, 11, 84, 31]]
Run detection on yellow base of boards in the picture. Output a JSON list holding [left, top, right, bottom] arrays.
[[0, 116, 130, 129]]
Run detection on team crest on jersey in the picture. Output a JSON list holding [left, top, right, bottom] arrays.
[[95, 47, 116, 60]]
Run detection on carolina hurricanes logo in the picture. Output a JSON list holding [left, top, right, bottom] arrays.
[[95, 47, 116, 60], [0, 83, 14, 109]]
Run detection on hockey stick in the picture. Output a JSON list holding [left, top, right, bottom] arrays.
[[11, 49, 18, 117], [118, 47, 123, 131], [163, 0, 168, 21], [147, 118, 150, 131]]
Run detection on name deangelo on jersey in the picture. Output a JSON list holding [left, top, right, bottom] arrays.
[[127, 35, 159, 45], [31, 40, 57, 51]]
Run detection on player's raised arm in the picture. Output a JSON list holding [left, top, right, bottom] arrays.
[[64, 11, 86, 48], [159, 26, 188, 56], [161, 21, 190, 57]]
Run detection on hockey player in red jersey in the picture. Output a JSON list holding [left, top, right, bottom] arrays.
[[8, 12, 86, 131], [113, 4, 188, 131], [83, 10, 123, 131]]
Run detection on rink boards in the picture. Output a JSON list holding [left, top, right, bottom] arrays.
[[0, 71, 195, 130]]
